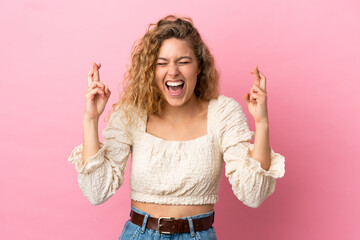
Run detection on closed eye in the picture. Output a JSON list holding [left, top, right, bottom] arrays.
[[179, 62, 190, 64], [156, 63, 166, 65]]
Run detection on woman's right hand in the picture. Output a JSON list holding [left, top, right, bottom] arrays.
[[84, 62, 111, 121]]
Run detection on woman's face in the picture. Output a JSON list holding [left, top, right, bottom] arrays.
[[155, 37, 200, 107]]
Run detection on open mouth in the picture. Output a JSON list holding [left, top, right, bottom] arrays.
[[165, 80, 185, 96]]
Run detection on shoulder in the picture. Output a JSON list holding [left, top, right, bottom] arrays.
[[211, 95, 254, 146], [103, 105, 138, 144], [107, 104, 141, 130], [108, 105, 127, 126], [212, 94, 246, 119]]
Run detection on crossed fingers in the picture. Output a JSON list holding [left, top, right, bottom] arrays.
[[86, 62, 108, 95], [249, 66, 267, 103], [87, 62, 101, 86], [250, 65, 266, 91]]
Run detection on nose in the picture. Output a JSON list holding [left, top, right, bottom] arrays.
[[168, 63, 179, 77]]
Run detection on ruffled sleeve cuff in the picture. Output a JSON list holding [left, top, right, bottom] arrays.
[[68, 142, 105, 174], [245, 144, 285, 179]]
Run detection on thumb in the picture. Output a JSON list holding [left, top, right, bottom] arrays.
[[243, 93, 250, 105]]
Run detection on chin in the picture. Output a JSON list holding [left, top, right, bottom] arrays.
[[163, 96, 188, 107]]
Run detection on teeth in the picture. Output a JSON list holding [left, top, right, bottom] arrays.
[[166, 81, 184, 87]]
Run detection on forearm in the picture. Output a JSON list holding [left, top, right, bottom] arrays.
[[82, 119, 101, 165], [250, 122, 271, 171]]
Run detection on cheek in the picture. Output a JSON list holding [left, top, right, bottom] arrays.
[[188, 80, 198, 90], [155, 78, 162, 90], [154, 70, 163, 88], [187, 68, 199, 86]]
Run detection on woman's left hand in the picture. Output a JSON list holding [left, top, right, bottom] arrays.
[[243, 66, 269, 124]]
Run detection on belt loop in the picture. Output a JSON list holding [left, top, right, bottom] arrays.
[[187, 216, 196, 238], [141, 213, 150, 234]]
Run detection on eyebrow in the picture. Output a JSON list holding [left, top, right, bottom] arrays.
[[156, 56, 192, 61]]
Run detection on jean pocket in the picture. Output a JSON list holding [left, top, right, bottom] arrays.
[[119, 220, 142, 240], [131, 227, 142, 240], [129, 221, 142, 240], [118, 220, 130, 240], [195, 227, 217, 240], [210, 227, 217, 240]]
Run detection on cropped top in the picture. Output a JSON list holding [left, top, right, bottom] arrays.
[[68, 95, 285, 208]]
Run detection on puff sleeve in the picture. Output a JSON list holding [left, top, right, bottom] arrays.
[[67, 107, 132, 205], [217, 96, 285, 208]]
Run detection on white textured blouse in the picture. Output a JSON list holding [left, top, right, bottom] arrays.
[[68, 95, 285, 208]]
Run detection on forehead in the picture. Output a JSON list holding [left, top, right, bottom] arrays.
[[157, 38, 195, 58]]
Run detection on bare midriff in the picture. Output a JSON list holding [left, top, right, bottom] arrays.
[[131, 200, 214, 218]]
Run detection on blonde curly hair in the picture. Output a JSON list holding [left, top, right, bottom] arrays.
[[105, 14, 220, 135]]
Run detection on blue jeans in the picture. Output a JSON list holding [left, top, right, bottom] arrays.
[[118, 205, 217, 240]]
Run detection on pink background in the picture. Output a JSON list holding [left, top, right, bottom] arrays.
[[1, 0, 359, 239]]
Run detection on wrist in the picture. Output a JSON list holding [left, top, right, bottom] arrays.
[[83, 118, 99, 126], [255, 120, 269, 129]]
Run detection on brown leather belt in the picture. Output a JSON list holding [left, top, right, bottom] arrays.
[[130, 210, 215, 235]]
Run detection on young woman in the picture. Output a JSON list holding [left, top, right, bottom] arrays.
[[68, 15, 285, 239]]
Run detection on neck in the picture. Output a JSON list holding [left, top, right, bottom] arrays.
[[160, 93, 202, 123]]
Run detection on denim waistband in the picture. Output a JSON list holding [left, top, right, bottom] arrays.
[[130, 205, 215, 220]]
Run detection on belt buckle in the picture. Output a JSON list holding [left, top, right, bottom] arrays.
[[158, 217, 175, 235]]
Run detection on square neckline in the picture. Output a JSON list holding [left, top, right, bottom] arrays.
[[142, 98, 214, 143]]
